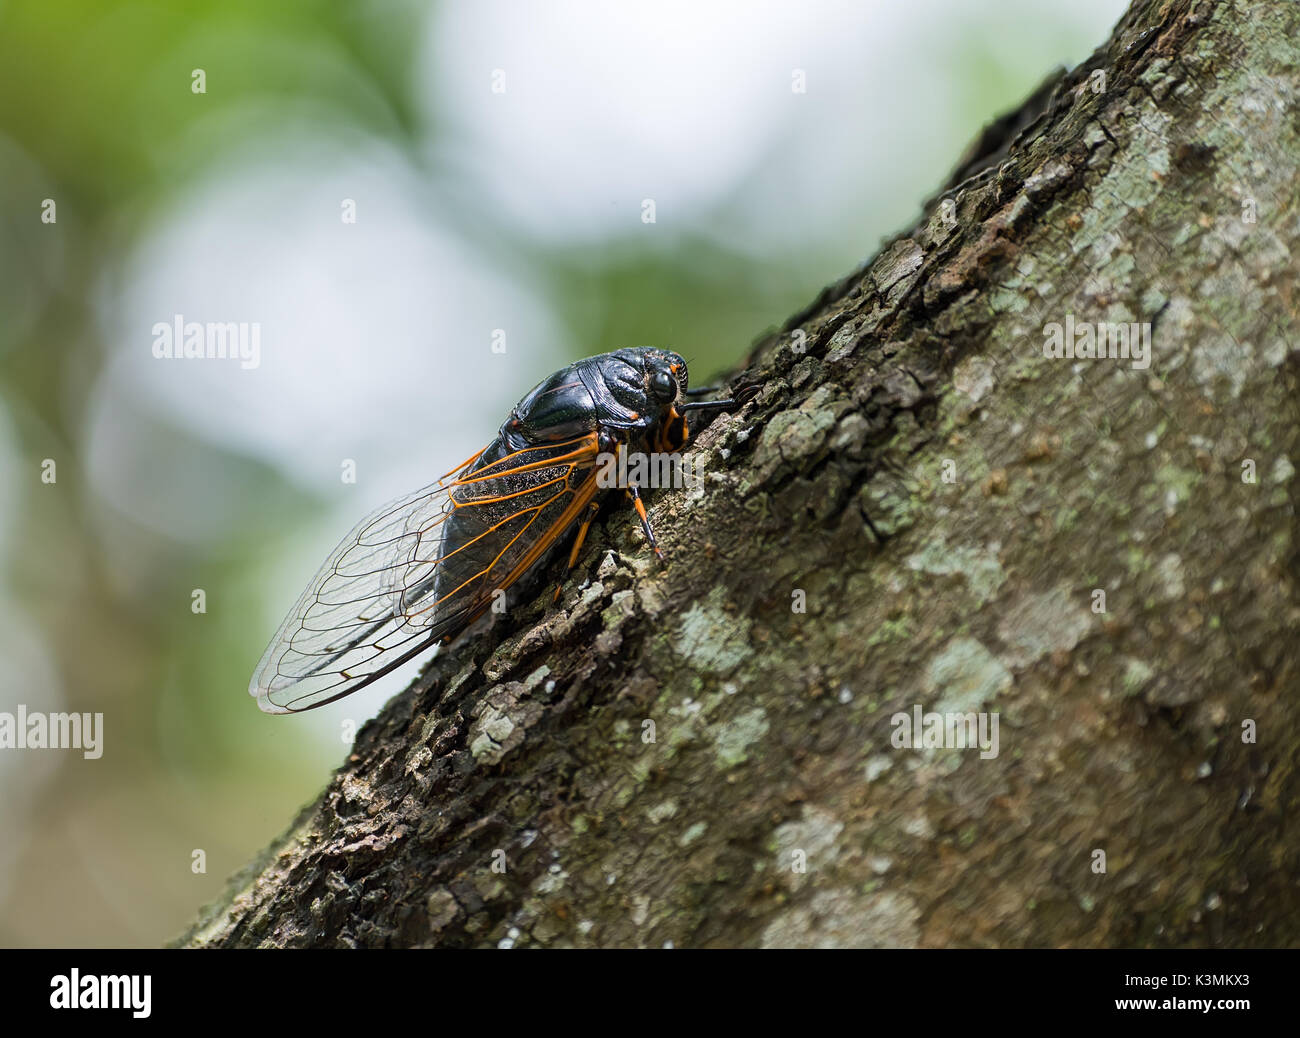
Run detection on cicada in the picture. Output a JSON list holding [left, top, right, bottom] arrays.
[[249, 347, 753, 713]]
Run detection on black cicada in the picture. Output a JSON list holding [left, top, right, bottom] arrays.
[[249, 347, 752, 713]]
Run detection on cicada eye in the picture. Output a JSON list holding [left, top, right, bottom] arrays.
[[650, 367, 678, 402]]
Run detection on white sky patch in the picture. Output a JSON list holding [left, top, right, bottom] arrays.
[[91, 134, 567, 538], [422, 0, 1128, 254], [424, 0, 895, 247]]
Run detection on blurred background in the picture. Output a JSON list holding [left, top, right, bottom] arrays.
[[0, 0, 1127, 946]]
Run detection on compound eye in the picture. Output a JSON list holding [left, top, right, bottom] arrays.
[[651, 367, 677, 402]]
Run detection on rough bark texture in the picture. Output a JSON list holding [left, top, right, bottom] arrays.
[[183, 0, 1300, 948]]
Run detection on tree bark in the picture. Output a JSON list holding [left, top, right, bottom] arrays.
[[182, 0, 1300, 948]]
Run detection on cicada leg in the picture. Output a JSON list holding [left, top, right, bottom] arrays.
[[625, 483, 663, 562], [676, 388, 757, 413], [553, 500, 602, 602]]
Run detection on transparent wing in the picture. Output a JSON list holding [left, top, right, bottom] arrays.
[[249, 465, 472, 714], [249, 436, 601, 713]]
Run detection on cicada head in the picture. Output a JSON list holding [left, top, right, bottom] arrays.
[[640, 349, 691, 452], [644, 349, 689, 405]]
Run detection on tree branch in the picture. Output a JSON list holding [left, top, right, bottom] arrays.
[[182, 0, 1300, 948]]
